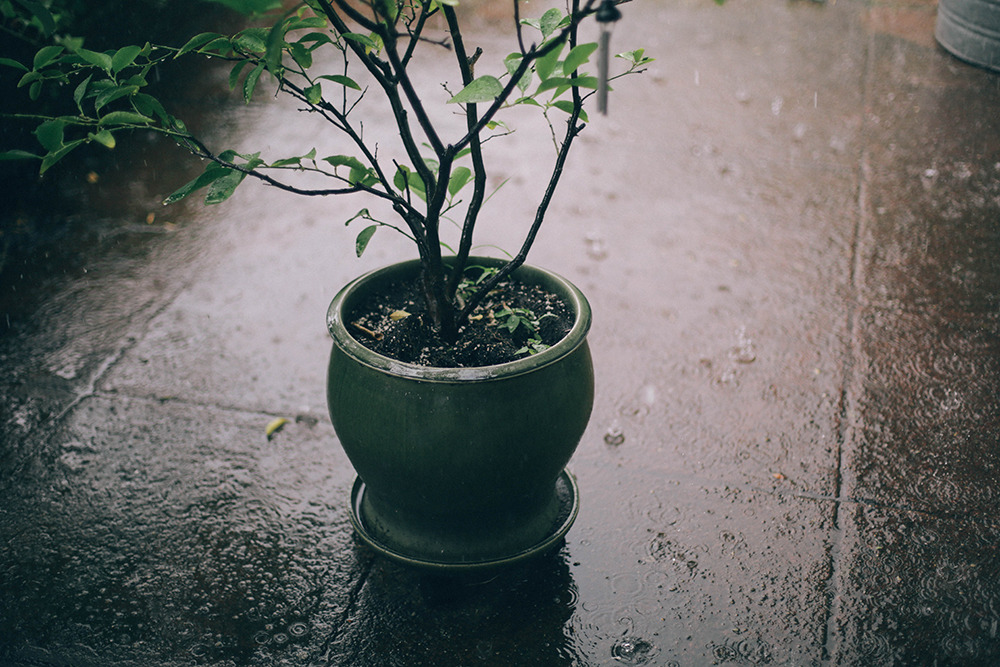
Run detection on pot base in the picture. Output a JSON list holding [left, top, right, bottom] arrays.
[[348, 469, 579, 571]]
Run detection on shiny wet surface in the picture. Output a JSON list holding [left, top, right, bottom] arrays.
[[2, 0, 999, 664]]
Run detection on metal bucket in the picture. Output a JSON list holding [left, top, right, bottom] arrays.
[[936, 0, 1000, 73]]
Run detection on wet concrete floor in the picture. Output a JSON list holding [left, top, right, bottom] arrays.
[[2, 0, 999, 664]]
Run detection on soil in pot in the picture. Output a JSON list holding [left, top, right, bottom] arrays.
[[346, 269, 574, 367]]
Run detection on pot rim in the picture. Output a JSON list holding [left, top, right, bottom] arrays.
[[326, 257, 592, 382]]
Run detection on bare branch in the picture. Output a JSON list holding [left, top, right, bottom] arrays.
[[442, 5, 488, 299]]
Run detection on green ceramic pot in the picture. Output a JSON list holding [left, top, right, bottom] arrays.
[[326, 258, 594, 570]]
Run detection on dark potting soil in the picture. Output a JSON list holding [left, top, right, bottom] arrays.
[[346, 275, 574, 367]]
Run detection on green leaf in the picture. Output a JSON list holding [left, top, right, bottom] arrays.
[[205, 167, 246, 204], [111, 45, 143, 74], [504, 52, 532, 92], [539, 8, 563, 38], [323, 154, 365, 170], [534, 40, 564, 81], [573, 75, 599, 89], [551, 99, 588, 122], [393, 165, 425, 200], [0, 57, 29, 72], [228, 60, 249, 89], [297, 31, 335, 48], [88, 129, 116, 149], [343, 32, 378, 50], [504, 52, 521, 76], [73, 74, 92, 111], [61, 36, 84, 52], [535, 76, 570, 94], [617, 48, 653, 66], [447, 166, 473, 197], [563, 42, 598, 75], [94, 84, 139, 111], [349, 165, 376, 187], [372, 0, 397, 20], [354, 225, 377, 257], [17, 69, 40, 89], [203, 0, 284, 14], [39, 139, 84, 174], [265, 18, 285, 73], [344, 208, 371, 225], [15, 0, 56, 36], [163, 164, 230, 205], [285, 16, 327, 30], [131, 93, 170, 123], [0, 149, 41, 161], [243, 61, 265, 102], [317, 74, 361, 91], [75, 48, 113, 72], [234, 28, 269, 53], [448, 75, 503, 104], [34, 119, 65, 152], [304, 83, 322, 104], [176, 32, 225, 57], [32, 45, 64, 70], [98, 110, 153, 125], [122, 73, 148, 88], [88, 79, 115, 96], [537, 75, 598, 96], [519, 18, 541, 32], [288, 42, 312, 69]]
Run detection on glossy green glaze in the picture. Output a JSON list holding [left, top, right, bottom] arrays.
[[326, 258, 594, 568]]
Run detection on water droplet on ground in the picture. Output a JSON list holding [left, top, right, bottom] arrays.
[[729, 326, 757, 364], [921, 167, 939, 189], [604, 421, 625, 446], [585, 232, 608, 260], [287, 621, 308, 638], [611, 637, 654, 663]]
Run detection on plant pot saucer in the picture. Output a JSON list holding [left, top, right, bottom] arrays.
[[348, 469, 580, 571]]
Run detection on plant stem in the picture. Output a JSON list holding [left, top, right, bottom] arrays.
[[456, 0, 587, 324], [442, 5, 487, 303]]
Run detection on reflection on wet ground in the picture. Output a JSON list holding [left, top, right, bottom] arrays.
[[2, 0, 999, 664]]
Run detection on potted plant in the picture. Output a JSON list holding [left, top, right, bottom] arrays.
[[936, 0, 1000, 73], [1, 0, 654, 569]]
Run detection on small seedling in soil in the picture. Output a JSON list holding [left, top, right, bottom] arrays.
[[348, 267, 572, 367]]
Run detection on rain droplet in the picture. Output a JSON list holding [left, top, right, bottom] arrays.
[[58, 451, 88, 473], [718, 368, 738, 385], [730, 326, 757, 364], [585, 232, 608, 260], [611, 637, 654, 663], [921, 167, 939, 189], [938, 387, 962, 411], [604, 421, 625, 446], [287, 622, 309, 638], [640, 384, 657, 407], [771, 96, 783, 115]]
